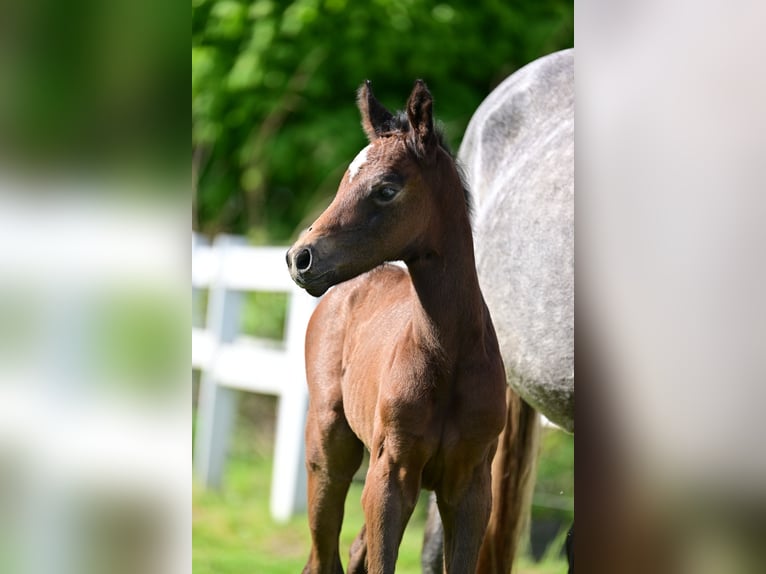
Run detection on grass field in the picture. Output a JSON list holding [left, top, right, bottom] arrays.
[[193, 394, 570, 574]]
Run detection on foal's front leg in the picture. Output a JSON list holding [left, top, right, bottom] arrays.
[[361, 435, 426, 574], [304, 407, 364, 574]]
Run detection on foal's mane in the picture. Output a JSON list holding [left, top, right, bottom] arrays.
[[381, 110, 473, 220]]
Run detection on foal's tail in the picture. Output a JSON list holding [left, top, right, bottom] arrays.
[[477, 387, 540, 574]]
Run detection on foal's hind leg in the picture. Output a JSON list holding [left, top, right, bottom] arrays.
[[347, 524, 367, 574], [303, 403, 364, 574], [437, 458, 493, 574]]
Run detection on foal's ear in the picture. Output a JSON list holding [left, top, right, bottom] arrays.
[[357, 80, 394, 141], [406, 79, 436, 157]]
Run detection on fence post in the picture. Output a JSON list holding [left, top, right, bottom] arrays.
[[269, 286, 315, 521], [193, 234, 245, 488]]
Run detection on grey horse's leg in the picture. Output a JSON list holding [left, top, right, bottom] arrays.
[[421, 492, 444, 573], [566, 522, 574, 573]]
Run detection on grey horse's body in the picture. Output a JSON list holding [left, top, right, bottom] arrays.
[[423, 49, 574, 573], [465, 48, 574, 432]]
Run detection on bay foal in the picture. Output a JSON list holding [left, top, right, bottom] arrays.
[[286, 80, 506, 574]]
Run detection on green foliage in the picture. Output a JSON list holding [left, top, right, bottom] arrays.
[[240, 291, 287, 340], [192, 0, 573, 242], [534, 427, 574, 521]]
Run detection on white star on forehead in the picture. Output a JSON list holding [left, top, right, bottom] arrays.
[[347, 144, 371, 182]]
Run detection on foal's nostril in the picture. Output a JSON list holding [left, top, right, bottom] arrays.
[[295, 248, 312, 272]]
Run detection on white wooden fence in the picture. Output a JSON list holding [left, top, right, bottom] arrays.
[[192, 234, 318, 522]]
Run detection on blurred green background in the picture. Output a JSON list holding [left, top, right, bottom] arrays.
[[192, 0, 573, 242], [193, 0, 573, 571]]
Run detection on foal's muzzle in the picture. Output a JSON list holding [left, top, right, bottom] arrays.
[[286, 244, 330, 296], [294, 247, 312, 273], [286, 244, 312, 273]]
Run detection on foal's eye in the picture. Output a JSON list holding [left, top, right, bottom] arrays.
[[374, 186, 399, 203]]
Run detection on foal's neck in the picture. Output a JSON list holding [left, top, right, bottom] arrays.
[[405, 177, 486, 357]]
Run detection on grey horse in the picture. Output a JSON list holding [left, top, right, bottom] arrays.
[[423, 49, 574, 574]]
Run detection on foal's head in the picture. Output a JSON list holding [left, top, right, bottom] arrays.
[[286, 80, 468, 296]]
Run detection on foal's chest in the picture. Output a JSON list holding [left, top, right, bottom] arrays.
[[340, 331, 445, 446]]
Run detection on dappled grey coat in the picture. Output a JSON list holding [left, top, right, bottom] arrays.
[[461, 49, 574, 432]]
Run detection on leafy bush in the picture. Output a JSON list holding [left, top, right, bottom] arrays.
[[192, 0, 573, 242]]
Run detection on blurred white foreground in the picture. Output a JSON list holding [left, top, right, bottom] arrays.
[[0, 179, 188, 574]]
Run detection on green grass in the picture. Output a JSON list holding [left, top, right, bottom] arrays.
[[193, 454, 427, 574], [192, 450, 566, 574], [193, 455, 568, 573], [192, 394, 571, 574]]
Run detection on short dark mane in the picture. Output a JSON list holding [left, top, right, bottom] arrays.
[[384, 111, 473, 219]]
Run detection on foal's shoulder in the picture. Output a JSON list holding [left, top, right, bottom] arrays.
[[339, 262, 408, 289], [366, 262, 410, 284], [311, 264, 410, 332], [321, 263, 410, 308]]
